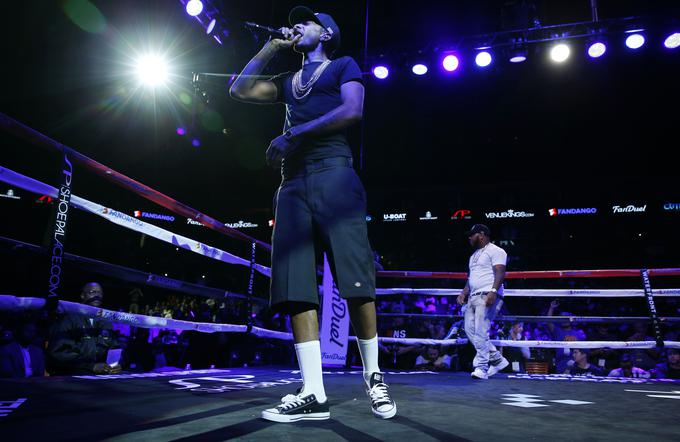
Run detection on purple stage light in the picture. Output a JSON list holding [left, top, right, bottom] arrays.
[[475, 51, 492, 67], [176, 127, 186, 136], [664, 32, 680, 49], [587, 42, 607, 58], [625, 33, 645, 49], [213, 35, 223, 45], [372, 66, 389, 79], [412, 64, 428, 75], [192, 138, 201, 147], [442, 55, 459, 72], [509, 47, 527, 63], [186, 0, 203, 17], [206, 18, 216, 34]]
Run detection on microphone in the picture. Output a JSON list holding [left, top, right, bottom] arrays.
[[244, 22, 287, 40]]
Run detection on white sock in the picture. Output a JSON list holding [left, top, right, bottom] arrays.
[[294, 340, 327, 403], [357, 334, 381, 387]]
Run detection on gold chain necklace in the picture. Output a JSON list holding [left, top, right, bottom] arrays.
[[292, 59, 332, 100]]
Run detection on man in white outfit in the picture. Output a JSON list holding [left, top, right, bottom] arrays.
[[457, 224, 509, 379]]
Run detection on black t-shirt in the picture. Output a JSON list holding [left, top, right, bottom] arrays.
[[271, 56, 363, 163]]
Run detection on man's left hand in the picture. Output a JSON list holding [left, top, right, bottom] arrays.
[[266, 129, 301, 167], [485, 291, 497, 306]]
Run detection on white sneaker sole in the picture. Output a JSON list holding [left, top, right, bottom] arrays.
[[372, 403, 397, 419], [261, 410, 330, 423], [471, 372, 488, 380], [488, 359, 510, 377]]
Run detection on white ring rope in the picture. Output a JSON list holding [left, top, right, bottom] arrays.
[[0, 166, 271, 277], [2, 295, 677, 349], [0, 295, 291, 340], [375, 288, 680, 297]]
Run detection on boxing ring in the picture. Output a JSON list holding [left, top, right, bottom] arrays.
[[2, 113, 680, 441]]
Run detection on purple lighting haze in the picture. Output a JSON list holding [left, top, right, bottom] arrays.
[[176, 127, 186, 136], [442, 55, 459, 72], [372, 66, 389, 79], [192, 139, 201, 147]]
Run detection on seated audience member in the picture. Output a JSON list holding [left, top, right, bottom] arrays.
[[502, 322, 531, 372], [653, 348, 680, 379], [47, 282, 121, 375], [415, 346, 451, 371], [607, 353, 650, 378], [0, 321, 45, 378], [564, 348, 605, 376], [626, 322, 660, 370], [588, 325, 620, 371], [546, 301, 587, 372]]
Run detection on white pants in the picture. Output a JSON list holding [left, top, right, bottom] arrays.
[[464, 293, 502, 371]]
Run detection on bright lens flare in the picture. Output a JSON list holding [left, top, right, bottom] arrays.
[[135, 55, 168, 86]]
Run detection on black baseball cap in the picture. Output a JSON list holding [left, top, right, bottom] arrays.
[[289, 5, 341, 53], [466, 224, 491, 236]]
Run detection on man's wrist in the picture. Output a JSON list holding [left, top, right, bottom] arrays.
[[489, 288, 498, 293]]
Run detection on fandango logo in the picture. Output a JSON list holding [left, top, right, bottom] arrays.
[[383, 213, 407, 222], [663, 203, 680, 211], [612, 205, 646, 214], [225, 221, 258, 229], [549, 208, 598, 216], [134, 211, 175, 222], [485, 209, 535, 219]]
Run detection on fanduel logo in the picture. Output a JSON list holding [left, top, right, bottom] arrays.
[[187, 218, 202, 226], [134, 211, 175, 222], [225, 221, 258, 229], [485, 209, 535, 219], [549, 208, 597, 216], [612, 205, 646, 214], [419, 211, 438, 220], [451, 209, 472, 220], [383, 213, 407, 222], [663, 203, 680, 211]]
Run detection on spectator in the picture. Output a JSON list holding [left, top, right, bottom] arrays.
[[379, 317, 422, 369], [546, 300, 587, 372], [47, 282, 121, 375], [415, 346, 451, 371], [653, 348, 680, 379], [588, 325, 620, 371], [564, 348, 605, 376], [502, 322, 531, 372], [607, 353, 650, 378], [626, 322, 660, 370], [0, 321, 45, 378]]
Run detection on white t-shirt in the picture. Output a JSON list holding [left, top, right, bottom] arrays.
[[468, 242, 507, 294]]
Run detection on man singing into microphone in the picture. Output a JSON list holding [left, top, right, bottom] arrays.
[[230, 6, 396, 423]]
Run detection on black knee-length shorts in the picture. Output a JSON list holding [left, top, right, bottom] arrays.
[[270, 157, 376, 309]]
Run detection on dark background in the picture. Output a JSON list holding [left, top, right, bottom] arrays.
[[1, 1, 679, 299]]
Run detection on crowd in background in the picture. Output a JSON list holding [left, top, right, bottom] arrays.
[[2, 281, 680, 380]]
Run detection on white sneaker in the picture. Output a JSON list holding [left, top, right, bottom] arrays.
[[471, 368, 488, 380], [487, 357, 510, 377]]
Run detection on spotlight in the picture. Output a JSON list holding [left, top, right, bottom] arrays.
[[509, 47, 527, 63], [191, 138, 201, 147], [587, 41, 607, 58], [664, 32, 680, 49], [625, 33, 645, 49], [206, 18, 216, 34], [176, 127, 186, 136], [550, 43, 570, 63], [442, 55, 459, 72], [412, 63, 428, 75], [372, 65, 389, 79], [475, 51, 492, 67], [186, 0, 203, 17], [135, 55, 168, 87]]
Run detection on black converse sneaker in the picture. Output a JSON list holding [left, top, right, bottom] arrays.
[[261, 391, 330, 423], [366, 372, 397, 419]]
